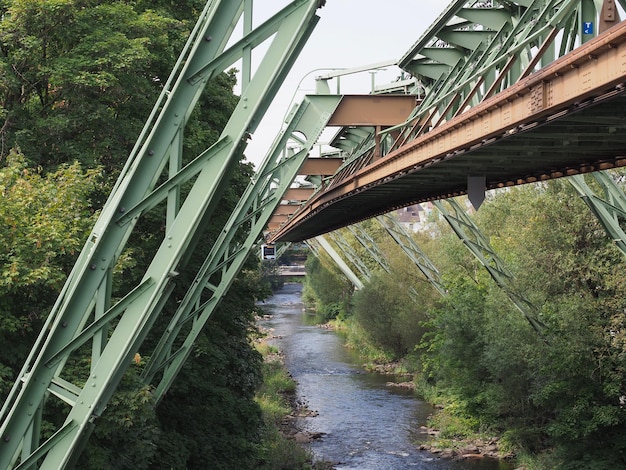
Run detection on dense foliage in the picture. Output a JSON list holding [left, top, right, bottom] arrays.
[[0, 1, 273, 468], [0, 1, 183, 173], [303, 180, 626, 468], [148, 278, 265, 470], [0, 149, 100, 396], [302, 253, 353, 320]]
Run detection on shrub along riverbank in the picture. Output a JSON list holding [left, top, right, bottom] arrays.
[[253, 339, 313, 469], [300, 179, 626, 470]]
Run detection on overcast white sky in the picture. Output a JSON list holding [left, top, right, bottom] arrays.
[[241, 1, 443, 167]]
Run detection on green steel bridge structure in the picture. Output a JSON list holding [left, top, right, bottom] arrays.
[[3, 0, 626, 467]]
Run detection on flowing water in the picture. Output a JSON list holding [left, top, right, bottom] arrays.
[[259, 283, 512, 470]]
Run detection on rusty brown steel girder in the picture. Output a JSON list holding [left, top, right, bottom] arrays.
[[298, 157, 344, 175], [273, 204, 300, 216], [270, 21, 626, 243], [269, 188, 314, 229], [283, 187, 315, 201], [264, 96, 416, 234], [326, 94, 418, 126], [269, 214, 291, 224]]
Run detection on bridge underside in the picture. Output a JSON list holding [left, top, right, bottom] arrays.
[[271, 16, 626, 243], [277, 89, 626, 242]]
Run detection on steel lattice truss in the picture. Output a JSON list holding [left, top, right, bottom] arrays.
[[330, 0, 625, 182], [271, 0, 626, 242], [0, 1, 330, 468], [269, 0, 626, 335], [569, 171, 626, 256]]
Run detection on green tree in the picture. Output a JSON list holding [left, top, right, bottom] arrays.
[[421, 182, 626, 465], [352, 243, 434, 359], [76, 364, 160, 470], [0, 0, 184, 173], [135, 0, 208, 21], [259, 259, 284, 292], [302, 254, 353, 319], [151, 275, 264, 470], [0, 2, 272, 468], [0, 149, 99, 396]]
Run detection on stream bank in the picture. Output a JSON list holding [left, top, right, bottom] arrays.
[[258, 283, 513, 470]]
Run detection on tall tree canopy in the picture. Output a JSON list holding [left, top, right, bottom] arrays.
[[0, 149, 99, 395], [0, 0, 183, 171]]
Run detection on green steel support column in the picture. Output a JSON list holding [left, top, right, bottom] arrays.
[[140, 94, 343, 399], [0, 3, 227, 457], [433, 198, 545, 332], [347, 222, 426, 303], [377, 213, 448, 298], [0, 1, 325, 468], [581, 0, 598, 41], [167, 129, 184, 229], [347, 224, 391, 273], [569, 172, 626, 256], [305, 239, 321, 258], [540, 33, 557, 68], [314, 235, 365, 290], [242, 0, 253, 90], [91, 267, 113, 365], [329, 231, 373, 282]]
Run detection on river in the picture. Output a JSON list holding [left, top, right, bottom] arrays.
[[259, 283, 511, 470]]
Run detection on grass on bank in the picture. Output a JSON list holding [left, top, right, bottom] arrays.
[[253, 340, 314, 470]]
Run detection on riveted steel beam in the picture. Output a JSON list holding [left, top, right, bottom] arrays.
[[326, 95, 418, 127], [313, 235, 365, 290], [273, 204, 301, 216], [142, 92, 344, 401], [270, 214, 292, 224], [377, 213, 447, 297], [298, 157, 343, 175], [346, 224, 390, 274], [329, 231, 373, 283], [283, 187, 315, 200]]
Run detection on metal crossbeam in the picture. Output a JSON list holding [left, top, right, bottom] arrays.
[[347, 224, 391, 273], [329, 231, 373, 282], [141, 94, 343, 400], [304, 239, 321, 258], [276, 242, 293, 259], [347, 222, 428, 303], [0, 1, 325, 467], [312, 235, 365, 290]]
